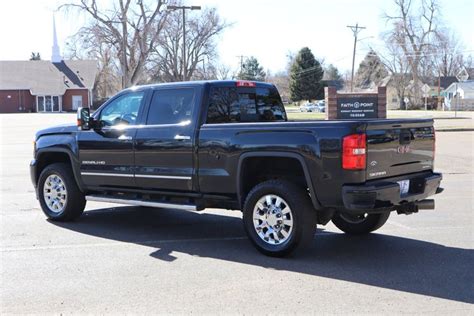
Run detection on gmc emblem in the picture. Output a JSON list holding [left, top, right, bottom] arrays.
[[397, 145, 411, 154]]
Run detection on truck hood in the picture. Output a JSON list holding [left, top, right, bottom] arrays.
[[35, 124, 78, 139]]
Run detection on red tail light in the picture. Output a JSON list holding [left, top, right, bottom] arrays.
[[342, 134, 367, 170], [236, 80, 256, 87]]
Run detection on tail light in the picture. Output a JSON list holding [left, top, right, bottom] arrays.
[[342, 134, 367, 170]]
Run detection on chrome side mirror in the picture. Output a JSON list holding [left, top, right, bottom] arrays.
[[77, 107, 90, 130]]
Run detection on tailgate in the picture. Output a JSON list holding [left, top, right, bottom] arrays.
[[365, 119, 435, 180]]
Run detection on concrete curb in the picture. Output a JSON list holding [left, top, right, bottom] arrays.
[[435, 128, 474, 132]]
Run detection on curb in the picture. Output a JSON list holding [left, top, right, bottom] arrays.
[[435, 128, 474, 132]]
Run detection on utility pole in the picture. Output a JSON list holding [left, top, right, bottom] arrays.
[[167, 5, 202, 81], [347, 23, 366, 92], [236, 55, 245, 77]]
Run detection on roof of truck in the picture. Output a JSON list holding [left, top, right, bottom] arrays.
[[124, 80, 275, 92]]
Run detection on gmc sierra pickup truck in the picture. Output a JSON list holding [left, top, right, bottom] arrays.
[[31, 80, 443, 256]]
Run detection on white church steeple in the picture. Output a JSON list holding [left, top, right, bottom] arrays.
[[51, 14, 62, 63]]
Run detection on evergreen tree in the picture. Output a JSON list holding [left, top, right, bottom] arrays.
[[355, 50, 388, 88], [30, 52, 41, 61], [289, 47, 324, 102], [324, 64, 342, 81], [237, 56, 266, 81]]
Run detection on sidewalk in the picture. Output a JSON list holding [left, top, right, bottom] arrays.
[[388, 110, 474, 131]]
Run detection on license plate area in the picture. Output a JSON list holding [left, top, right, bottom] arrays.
[[397, 180, 410, 196]]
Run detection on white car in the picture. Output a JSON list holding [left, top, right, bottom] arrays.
[[299, 103, 318, 112]]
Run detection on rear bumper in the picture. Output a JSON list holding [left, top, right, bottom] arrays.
[[342, 171, 442, 212]]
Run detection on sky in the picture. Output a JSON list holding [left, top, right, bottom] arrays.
[[0, 0, 473, 74]]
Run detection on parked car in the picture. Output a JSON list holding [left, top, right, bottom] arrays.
[[30, 80, 443, 256], [315, 100, 326, 113], [299, 103, 318, 112]]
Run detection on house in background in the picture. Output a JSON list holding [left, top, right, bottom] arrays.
[[0, 17, 97, 113], [443, 81, 474, 110]]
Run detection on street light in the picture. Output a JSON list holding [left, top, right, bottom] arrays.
[[167, 5, 202, 81]]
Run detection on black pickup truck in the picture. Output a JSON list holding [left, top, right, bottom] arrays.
[[31, 80, 443, 256]]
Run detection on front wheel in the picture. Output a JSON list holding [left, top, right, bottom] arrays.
[[38, 163, 86, 221], [243, 180, 317, 257], [331, 212, 390, 235]]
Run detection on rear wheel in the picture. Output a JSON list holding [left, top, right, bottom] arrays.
[[243, 180, 317, 257], [38, 163, 86, 221], [331, 212, 390, 235]]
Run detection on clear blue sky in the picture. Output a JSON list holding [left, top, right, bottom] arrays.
[[0, 0, 472, 74]]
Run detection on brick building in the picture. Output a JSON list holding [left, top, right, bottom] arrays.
[[0, 17, 97, 113]]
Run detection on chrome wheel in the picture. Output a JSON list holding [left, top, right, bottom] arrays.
[[339, 213, 368, 224], [43, 174, 68, 213], [253, 194, 293, 245]]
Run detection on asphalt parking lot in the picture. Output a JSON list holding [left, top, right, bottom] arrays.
[[1, 113, 473, 314]]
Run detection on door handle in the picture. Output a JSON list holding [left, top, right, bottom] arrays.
[[118, 135, 132, 140], [174, 135, 191, 140]]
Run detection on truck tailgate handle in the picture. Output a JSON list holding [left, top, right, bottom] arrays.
[[174, 134, 191, 140]]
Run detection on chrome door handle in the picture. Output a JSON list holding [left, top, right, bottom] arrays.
[[174, 135, 191, 140], [118, 135, 132, 140]]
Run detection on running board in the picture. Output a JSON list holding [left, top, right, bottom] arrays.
[[85, 195, 197, 211]]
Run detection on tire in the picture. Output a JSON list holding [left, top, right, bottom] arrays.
[[331, 212, 390, 235], [38, 163, 86, 221], [242, 180, 317, 257]]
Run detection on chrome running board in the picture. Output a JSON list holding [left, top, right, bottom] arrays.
[[85, 195, 197, 211]]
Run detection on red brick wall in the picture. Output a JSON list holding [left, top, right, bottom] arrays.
[[62, 89, 89, 111], [0, 90, 36, 113]]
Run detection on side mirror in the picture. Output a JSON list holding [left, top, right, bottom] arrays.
[[77, 107, 90, 130]]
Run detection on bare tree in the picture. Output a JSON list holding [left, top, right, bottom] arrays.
[[376, 42, 412, 109], [148, 8, 227, 82], [65, 24, 121, 98], [432, 29, 465, 77], [384, 0, 440, 104], [61, 0, 169, 88]]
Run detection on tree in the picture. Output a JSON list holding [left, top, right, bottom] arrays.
[[432, 29, 465, 77], [148, 8, 228, 82], [355, 50, 388, 88], [289, 47, 324, 102], [237, 56, 266, 81], [65, 24, 121, 99], [324, 64, 342, 81], [61, 0, 169, 88], [30, 52, 41, 61], [377, 42, 411, 110], [384, 0, 440, 105], [267, 71, 290, 102]]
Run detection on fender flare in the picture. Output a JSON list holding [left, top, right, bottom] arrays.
[[236, 151, 322, 210], [36, 148, 85, 192]]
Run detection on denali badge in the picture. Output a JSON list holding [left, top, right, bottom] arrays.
[[82, 160, 106, 165], [397, 145, 411, 154]]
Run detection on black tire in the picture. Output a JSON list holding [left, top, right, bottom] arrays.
[[331, 212, 390, 235], [242, 180, 317, 257], [38, 163, 86, 221]]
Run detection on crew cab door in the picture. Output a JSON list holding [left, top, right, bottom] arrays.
[[77, 90, 147, 188], [134, 87, 198, 191]]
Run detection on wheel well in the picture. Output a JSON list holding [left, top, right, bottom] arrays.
[[36, 152, 71, 184], [240, 156, 308, 204]]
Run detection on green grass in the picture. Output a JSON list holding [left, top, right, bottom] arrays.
[[287, 112, 325, 121]]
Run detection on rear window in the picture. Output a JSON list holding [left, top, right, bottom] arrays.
[[206, 86, 287, 124]]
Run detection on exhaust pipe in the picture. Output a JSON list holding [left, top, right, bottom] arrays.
[[415, 199, 435, 210]]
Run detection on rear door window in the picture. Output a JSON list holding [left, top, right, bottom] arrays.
[[207, 86, 286, 124], [146, 88, 195, 125]]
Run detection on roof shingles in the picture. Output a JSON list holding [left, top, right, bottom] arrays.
[[0, 60, 97, 95]]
